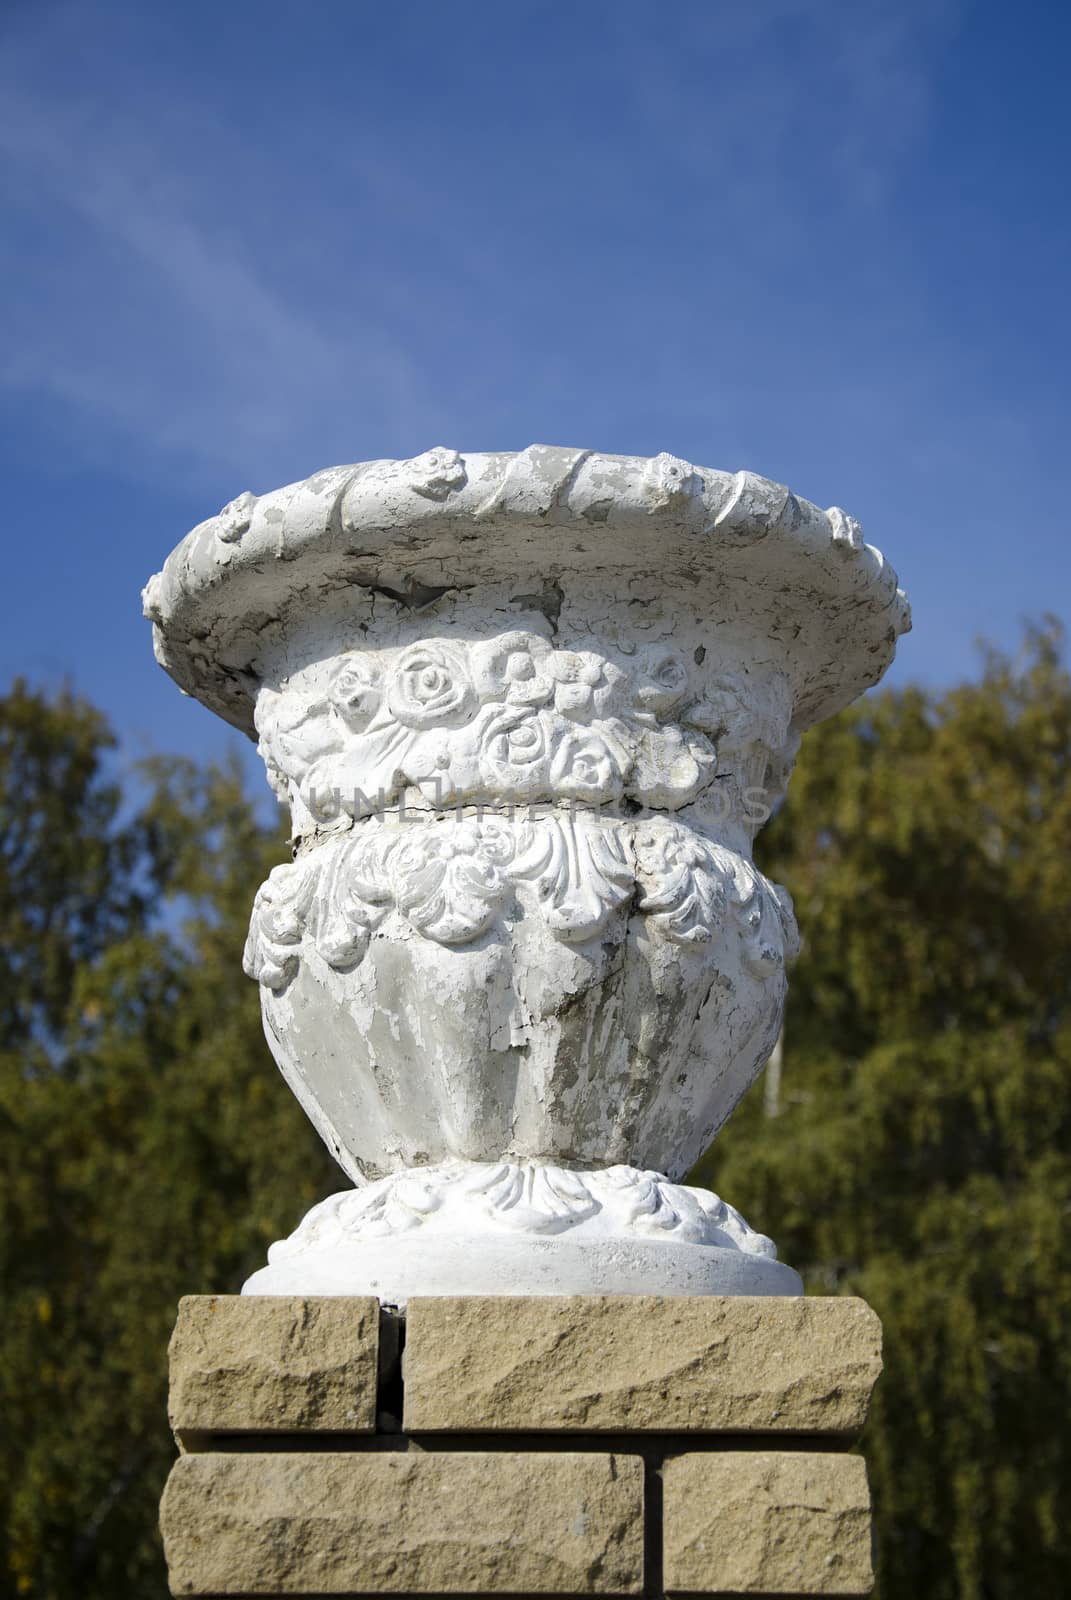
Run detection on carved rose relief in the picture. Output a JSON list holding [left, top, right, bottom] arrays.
[[330, 658, 382, 732], [254, 631, 793, 822], [632, 647, 691, 714], [551, 724, 629, 804], [215, 490, 256, 544], [472, 706, 557, 798], [387, 642, 476, 728], [641, 451, 700, 511], [403, 446, 467, 500], [246, 631, 801, 1009]]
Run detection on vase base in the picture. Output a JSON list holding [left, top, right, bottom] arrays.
[[242, 1161, 802, 1305], [243, 1230, 802, 1305]]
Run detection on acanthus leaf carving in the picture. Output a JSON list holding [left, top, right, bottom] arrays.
[[314, 829, 394, 968], [634, 823, 728, 943], [462, 1162, 601, 1234], [387, 820, 515, 944], [266, 1160, 779, 1256], [244, 814, 798, 985], [634, 818, 799, 962], [511, 814, 635, 941], [242, 858, 320, 991]]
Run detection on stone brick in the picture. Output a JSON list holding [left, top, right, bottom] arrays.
[[403, 1296, 881, 1435], [160, 1450, 644, 1595], [662, 1451, 873, 1595], [168, 1296, 379, 1439]]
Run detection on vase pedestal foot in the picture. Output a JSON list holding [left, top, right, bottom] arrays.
[[242, 1160, 803, 1305]]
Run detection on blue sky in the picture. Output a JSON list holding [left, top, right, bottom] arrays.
[[1, 0, 1068, 784]]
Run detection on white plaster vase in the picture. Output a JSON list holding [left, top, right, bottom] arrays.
[[144, 446, 909, 1303]]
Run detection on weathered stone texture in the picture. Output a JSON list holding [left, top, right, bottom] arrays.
[[147, 449, 908, 1301], [403, 1295, 882, 1435], [160, 1450, 645, 1595], [168, 1295, 379, 1437], [662, 1451, 873, 1596]]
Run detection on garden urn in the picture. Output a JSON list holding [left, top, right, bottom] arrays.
[[143, 445, 909, 1302]]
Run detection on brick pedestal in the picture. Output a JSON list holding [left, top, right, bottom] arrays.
[[160, 1295, 882, 1598]]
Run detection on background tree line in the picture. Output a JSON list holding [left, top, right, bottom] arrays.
[[1, 622, 1068, 1599]]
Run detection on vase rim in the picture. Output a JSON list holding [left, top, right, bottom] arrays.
[[143, 443, 910, 738]]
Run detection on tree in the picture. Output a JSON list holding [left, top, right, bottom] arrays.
[[0, 683, 336, 1599], [699, 620, 1071, 1600], [3, 620, 1069, 1598]]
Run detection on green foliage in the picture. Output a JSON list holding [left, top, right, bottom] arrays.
[[1, 623, 1068, 1598], [698, 619, 1071, 1599], [0, 682, 146, 1047], [0, 683, 336, 1599]]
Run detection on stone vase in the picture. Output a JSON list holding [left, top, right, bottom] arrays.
[[144, 445, 909, 1302]]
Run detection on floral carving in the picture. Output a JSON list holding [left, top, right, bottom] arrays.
[[330, 657, 382, 732], [511, 816, 633, 939], [827, 505, 865, 552], [404, 447, 466, 500], [266, 1159, 779, 1255], [632, 646, 691, 714], [314, 830, 393, 968], [141, 573, 164, 623], [243, 859, 321, 990], [642, 451, 700, 510], [215, 490, 257, 543], [386, 821, 515, 944], [634, 824, 728, 944], [635, 818, 798, 970], [243, 814, 797, 988], [551, 724, 630, 804], [387, 641, 476, 728], [476, 706, 550, 794], [255, 631, 740, 821]]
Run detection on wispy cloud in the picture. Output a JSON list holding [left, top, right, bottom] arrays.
[[0, 0, 964, 498], [0, 6, 443, 490], [605, 0, 962, 209]]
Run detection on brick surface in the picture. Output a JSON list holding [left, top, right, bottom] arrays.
[[160, 1450, 645, 1595], [662, 1451, 873, 1595], [168, 1296, 379, 1438], [403, 1296, 881, 1435]]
